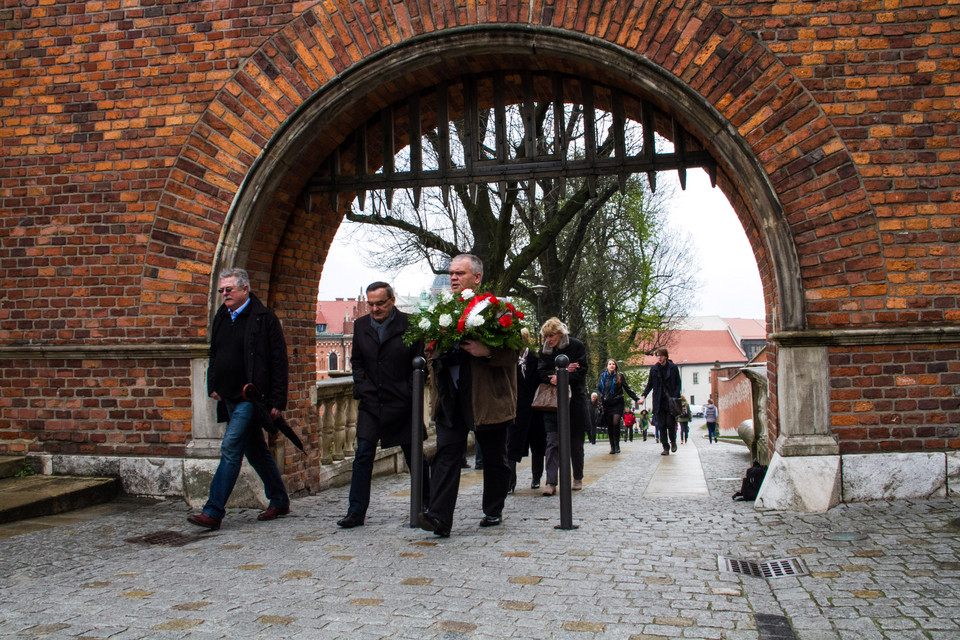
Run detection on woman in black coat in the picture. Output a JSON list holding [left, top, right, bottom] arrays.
[[537, 317, 590, 495], [640, 346, 682, 456]]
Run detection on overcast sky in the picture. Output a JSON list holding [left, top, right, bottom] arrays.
[[317, 169, 765, 320]]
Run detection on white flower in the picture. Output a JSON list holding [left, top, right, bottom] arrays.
[[460, 288, 475, 300], [439, 314, 452, 327], [427, 303, 436, 312], [466, 313, 485, 328], [419, 317, 432, 330], [440, 291, 454, 303]]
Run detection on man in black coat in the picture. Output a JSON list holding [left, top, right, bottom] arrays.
[[641, 346, 683, 456], [337, 282, 428, 528], [188, 268, 291, 531]]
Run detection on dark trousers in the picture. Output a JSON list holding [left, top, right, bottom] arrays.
[[428, 421, 510, 527], [656, 409, 677, 452], [605, 412, 622, 452], [347, 437, 430, 518]]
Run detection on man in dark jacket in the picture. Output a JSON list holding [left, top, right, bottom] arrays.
[[641, 346, 683, 456], [188, 268, 291, 530], [337, 282, 428, 528], [420, 254, 518, 537]]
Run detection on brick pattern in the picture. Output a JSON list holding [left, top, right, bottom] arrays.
[[2, 1, 958, 484], [830, 344, 960, 453]]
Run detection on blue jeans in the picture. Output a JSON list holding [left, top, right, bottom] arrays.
[[203, 400, 289, 520], [707, 421, 717, 442]]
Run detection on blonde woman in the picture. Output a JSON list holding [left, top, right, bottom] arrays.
[[537, 318, 590, 494]]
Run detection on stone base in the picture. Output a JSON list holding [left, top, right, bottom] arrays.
[[755, 452, 841, 512], [841, 452, 946, 501], [949, 452, 960, 498], [40, 446, 409, 509]]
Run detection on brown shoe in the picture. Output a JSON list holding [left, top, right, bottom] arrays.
[[542, 484, 557, 496], [572, 479, 582, 491], [257, 506, 290, 521], [187, 513, 221, 530]]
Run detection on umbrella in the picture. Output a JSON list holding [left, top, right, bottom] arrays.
[[242, 383, 305, 452]]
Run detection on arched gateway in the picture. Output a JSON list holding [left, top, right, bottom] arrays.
[[1, 1, 957, 511]]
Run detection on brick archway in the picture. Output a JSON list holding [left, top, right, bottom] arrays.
[[3, 0, 956, 508]]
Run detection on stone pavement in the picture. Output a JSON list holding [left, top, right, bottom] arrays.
[[1, 423, 958, 640]]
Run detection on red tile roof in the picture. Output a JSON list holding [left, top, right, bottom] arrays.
[[316, 298, 365, 334], [723, 317, 766, 340], [630, 329, 750, 367]]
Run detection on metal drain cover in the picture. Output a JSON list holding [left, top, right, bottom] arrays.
[[125, 530, 206, 547], [718, 555, 808, 579]]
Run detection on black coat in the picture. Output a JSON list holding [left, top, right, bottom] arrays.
[[537, 336, 590, 433], [351, 310, 425, 448], [208, 293, 288, 423], [642, 359, 682, 416]]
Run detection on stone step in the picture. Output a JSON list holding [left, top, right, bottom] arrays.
[[0, 475, 121, 524], [0, 456, 29, 480]]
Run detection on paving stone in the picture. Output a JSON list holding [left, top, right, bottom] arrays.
[[0, 436, 958, 638]]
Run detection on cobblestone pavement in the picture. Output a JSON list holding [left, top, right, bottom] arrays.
[[1, 426, 958, 640]]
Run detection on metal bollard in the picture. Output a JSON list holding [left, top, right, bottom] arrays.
[[409, 356, 426, 528], [554, 354, 577, 530]]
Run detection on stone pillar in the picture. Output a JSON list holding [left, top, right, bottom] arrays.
[[755, 345, 841, 512]]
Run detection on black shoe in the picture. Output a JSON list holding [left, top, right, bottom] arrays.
[[474, 463, 484, 470], [418, 512, 450, 538], [336, 512, 364, 528], [531, 479, 540, 489], [479, 515, 501, 527], [661, 450, 669, 455], [671, 443, 677, 452], [615, 448, 621, 453]]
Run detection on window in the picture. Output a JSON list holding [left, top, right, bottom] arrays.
[[693, 372, 699, 384], [328, 352, 339, 371]]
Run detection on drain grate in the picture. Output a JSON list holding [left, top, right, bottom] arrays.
[[718, 555, 807, 579], [125, 530, 206, 547]]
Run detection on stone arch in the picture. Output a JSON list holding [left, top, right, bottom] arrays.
[[146, 1, 885, 500]]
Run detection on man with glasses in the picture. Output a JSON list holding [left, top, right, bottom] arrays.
[[337, 282, 429, 528], [187, 267, 291, 530]]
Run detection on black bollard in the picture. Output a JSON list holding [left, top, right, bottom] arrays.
[[554, 354, 577, 530], [409, 356, 426, 528]]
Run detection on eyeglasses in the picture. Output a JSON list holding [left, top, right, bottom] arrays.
[[218, 287, 238, 294]]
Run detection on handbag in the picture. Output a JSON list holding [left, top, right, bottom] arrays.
[[667, 397, 684, 417], [531, 383, 571, 412]]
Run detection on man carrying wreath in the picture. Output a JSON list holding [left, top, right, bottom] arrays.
[[418, 254, 518, 537]]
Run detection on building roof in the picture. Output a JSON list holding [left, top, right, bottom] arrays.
[[723, 317, 766, 341], [316, 298, 364, 335], [633, 329, 749, 367]]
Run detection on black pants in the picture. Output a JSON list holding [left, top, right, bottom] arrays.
[[656, 409, 677, 452], [605, 412, 622, 452]]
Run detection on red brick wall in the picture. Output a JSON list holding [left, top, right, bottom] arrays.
[[829, 344, 960, 453], [2, 0, 957, 493]]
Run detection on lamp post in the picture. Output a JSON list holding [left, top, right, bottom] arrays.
[[531, 284, 548, 343]]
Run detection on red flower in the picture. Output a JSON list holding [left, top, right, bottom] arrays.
[[499, 315, 512, 328]]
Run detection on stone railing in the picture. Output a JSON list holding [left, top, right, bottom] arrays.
[[314, 378, 436, 468], [315, 378, 358, 465]]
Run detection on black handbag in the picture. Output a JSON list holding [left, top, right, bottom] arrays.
[[667, 397, 684, 417]]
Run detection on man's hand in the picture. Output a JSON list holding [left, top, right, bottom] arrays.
[[270, 407, 281, 420], [210, 392, 222, 402], [567, 362, 580, 373], [460, 339, 491, 358]]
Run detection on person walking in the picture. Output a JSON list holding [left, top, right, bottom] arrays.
[[678, 395, 692, 444], [506, 328, 545, 492], [419, 255, 517, 537], [640, 347, 682, 456], [704, 397, 719, 443], [622, 407, 637, 442], [588, 392, 602, 445], [638, 409, 651, 441], [188, 268, 292, 530], [337, 282, 429, 529], [596, 359, 639, 454], [538, 317, 589, 495]]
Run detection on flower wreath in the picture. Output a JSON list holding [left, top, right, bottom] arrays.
[[403, 288, 526, 353]]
